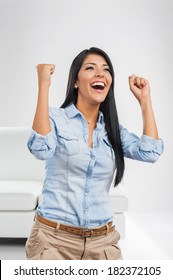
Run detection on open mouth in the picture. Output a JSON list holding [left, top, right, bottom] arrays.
[[90, 82, 105, 91]]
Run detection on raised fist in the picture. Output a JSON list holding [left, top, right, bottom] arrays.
[[36, 64, 55, 87]]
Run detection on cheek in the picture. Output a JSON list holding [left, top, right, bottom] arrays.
[[78, 79, 92, 93], [78, 82, 90, 92], [77, 76, 90, 89], [108, 75, 113, 85], [107, 77, 112, 90]]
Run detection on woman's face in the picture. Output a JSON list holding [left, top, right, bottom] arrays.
[[75, 54, 112, 106]]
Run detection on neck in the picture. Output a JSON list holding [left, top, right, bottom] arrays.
[[76, 101, 100, 124]]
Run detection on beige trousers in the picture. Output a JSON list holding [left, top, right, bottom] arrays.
[[25, 220, 122, 260]]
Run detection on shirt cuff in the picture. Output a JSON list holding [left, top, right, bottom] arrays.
[[27, 129, 56, 151], [139, 135, 164, 155]]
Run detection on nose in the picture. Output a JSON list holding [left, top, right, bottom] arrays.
[[95, 70, 104, 77]]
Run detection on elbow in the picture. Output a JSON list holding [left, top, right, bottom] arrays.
[[33, 152, 48, 161], [138, 139, 164, 164], [149, 152, 162, 164], [31, 150, 54, 161], [139, 151, 162, 164]]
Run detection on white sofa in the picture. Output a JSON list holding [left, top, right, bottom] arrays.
[[0, 127, 128, 238]]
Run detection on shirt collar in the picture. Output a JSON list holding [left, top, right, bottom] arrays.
[[65, 103, 104, 124]]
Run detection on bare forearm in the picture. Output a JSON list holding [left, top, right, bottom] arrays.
[[32, 64, 55, 135], [32, 86, 51, 135], [140, 99, 159, 140], [129, 74, 159, 140]]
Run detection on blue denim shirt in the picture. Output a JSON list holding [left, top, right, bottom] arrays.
[[27, 103, 164, 227]]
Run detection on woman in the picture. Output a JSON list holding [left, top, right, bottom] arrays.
[[25, 47, 163, 260]]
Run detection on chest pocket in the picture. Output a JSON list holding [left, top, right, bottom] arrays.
[[56, 130, 79, 156], [102, 135, 115, 159]]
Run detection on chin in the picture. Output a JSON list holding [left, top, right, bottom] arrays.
[[95, 95, 106, 103], [90, 98, 105, 106]]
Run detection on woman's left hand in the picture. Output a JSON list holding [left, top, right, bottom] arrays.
[[128, 74, 151, 105]]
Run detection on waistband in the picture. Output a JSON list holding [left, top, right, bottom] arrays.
[[36, 214, 115, 238]]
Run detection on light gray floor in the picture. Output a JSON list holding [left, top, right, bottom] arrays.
[[0, 212, 173, 260], [119, 212, 173, 260]]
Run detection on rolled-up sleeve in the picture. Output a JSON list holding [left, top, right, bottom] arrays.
[[120, 125, 164, 163], [27, 115, 57, 160]]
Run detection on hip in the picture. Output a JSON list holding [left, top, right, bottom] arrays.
[[25, 216, 122, 260]]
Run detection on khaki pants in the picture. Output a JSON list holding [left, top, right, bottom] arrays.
[[25, 220, 122, 260]]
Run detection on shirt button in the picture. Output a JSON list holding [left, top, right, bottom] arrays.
[[85, 192, 88, 196]]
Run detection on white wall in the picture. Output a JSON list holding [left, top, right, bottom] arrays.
[[0, 0, 172, 212]]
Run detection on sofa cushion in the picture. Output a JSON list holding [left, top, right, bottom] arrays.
[[0, 211, 36, 237], [0, 180, 128, 212], [0, 127, 44, 180], [0, 181, 43, 211]]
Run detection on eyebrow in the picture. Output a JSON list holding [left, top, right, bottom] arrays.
[[83, 62, 109, 68]]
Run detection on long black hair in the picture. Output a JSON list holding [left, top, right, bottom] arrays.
[[61, 47, 125, 186]]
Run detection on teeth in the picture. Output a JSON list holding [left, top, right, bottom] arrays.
[[91, 82, 105, 87]]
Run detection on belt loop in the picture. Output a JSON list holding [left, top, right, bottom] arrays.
[[33, 212, 36, 221], [106, 223, 109, 235], [54, 222, 60, 235]]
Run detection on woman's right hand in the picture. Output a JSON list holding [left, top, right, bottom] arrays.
[[36, 64, 56, 88]]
